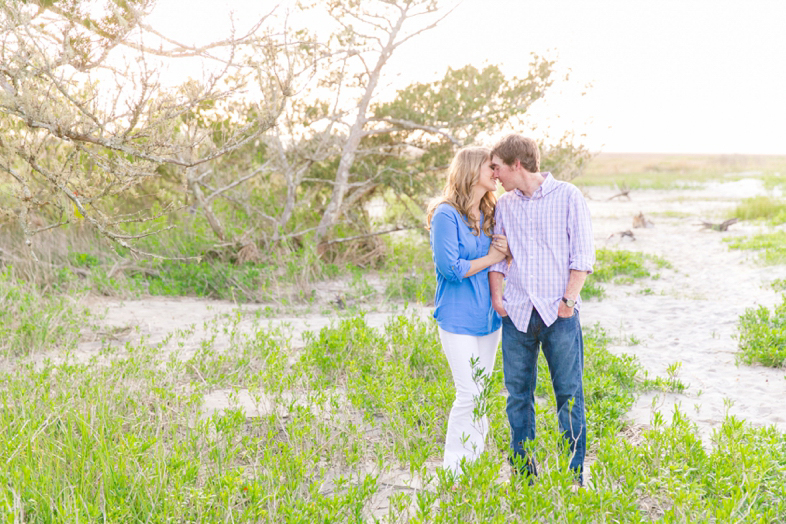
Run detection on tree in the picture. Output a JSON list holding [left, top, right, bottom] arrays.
[[1, 0, 592, 262], [257, 0, 587, 245], [0, 0, 298, 257]]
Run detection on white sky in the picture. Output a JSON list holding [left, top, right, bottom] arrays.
[[148, 0, 786, 155]]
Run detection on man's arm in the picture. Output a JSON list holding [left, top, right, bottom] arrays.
[[490, 271, 507, 317], [558, 270, 588, 317]]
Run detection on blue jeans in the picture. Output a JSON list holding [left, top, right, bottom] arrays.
[[501, 309, 586, 483]]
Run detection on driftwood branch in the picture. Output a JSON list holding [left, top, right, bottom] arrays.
[[700, 218, 738, 231], [320, 225, 421, 246], [608, 184, 632, 201]]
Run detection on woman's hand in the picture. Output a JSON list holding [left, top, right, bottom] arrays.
[[488, 245, 507, 264], [492, 234, 510, 257]]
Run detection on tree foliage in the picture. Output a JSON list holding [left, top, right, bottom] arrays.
[[0, 0, 295, 257], [0, 0, 591, 261]]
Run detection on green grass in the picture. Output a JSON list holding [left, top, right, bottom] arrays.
[[725, 232, 786, 265], [381, 234, 435, 305], [2, 282, 785, 521], [0, 267, 91, 356], [732, 196, 786, 224], [736, 294, 786, 368], [583, 248, 671, 300]]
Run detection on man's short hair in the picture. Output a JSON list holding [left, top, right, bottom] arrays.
[[491, 134, 540, 173]]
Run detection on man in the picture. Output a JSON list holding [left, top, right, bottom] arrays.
[[488, 134, 595, 485]]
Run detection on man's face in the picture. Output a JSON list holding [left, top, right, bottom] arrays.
[[490, 155, 516, 191]]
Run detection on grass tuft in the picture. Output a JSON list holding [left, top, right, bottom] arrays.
[[732, 196, 786, 224]]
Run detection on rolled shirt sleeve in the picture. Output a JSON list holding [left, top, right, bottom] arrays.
[[430, 209, 471, 281], [567, 189, 595, 273]]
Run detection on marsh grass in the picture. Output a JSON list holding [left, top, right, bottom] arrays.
[[736, 294, 786, 368], [725, 232, 786, 265], [732, 196, 786, 224], [3, 287, 785, 522], [583, 249, 671, 300]]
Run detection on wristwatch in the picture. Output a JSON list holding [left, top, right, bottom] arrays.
[[561, 297, 576, 308]]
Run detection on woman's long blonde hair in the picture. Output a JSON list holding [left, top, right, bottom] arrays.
[[426, 146, 496, 236]]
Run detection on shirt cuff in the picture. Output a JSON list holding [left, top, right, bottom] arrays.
[[569, 258, 594, 274], [490, 259, 508, 277], [451, 258, 471, 281]]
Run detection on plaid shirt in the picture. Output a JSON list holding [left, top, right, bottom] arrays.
[[490, 173, 595, 331]]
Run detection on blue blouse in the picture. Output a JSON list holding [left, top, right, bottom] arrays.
[[429, 203, 502, 336]]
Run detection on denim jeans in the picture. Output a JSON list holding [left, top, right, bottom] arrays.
[[501, 308, 586, 483]]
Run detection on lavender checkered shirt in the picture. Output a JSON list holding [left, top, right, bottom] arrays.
[[490, 173, 595, 332]]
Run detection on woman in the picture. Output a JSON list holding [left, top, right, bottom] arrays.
[[427, 146, 508, 476]]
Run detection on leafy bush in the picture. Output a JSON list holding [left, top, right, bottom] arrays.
[[581, 278, 606, 300], [736, 295, 786, 367]]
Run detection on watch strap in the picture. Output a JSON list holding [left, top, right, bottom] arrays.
[[561, 297, 576, 307]]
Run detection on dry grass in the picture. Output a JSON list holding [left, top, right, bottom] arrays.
[[579, 152, 786, 187]]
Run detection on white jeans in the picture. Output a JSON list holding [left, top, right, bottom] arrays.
[[438, 327, 501, 475]]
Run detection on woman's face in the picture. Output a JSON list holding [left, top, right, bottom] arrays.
[[476, 159, 497, 193]]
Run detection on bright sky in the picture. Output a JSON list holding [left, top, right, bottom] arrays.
[[148, 0, 786, 155]]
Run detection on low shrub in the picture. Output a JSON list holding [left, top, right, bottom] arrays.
[[736, 294, 786, 368]]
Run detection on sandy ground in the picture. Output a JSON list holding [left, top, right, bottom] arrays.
[[582, 178, 786, 443], [71, 177, 786, 506]]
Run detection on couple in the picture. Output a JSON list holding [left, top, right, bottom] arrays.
[[427, 134, 595, 485]]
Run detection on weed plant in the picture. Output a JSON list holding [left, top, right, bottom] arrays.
[[725, 232, 786, 265], [641, 362, 688, 393], [736, 294, 786, 368]]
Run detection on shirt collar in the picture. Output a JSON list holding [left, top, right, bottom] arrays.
[[513, 172, 553, 200]]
